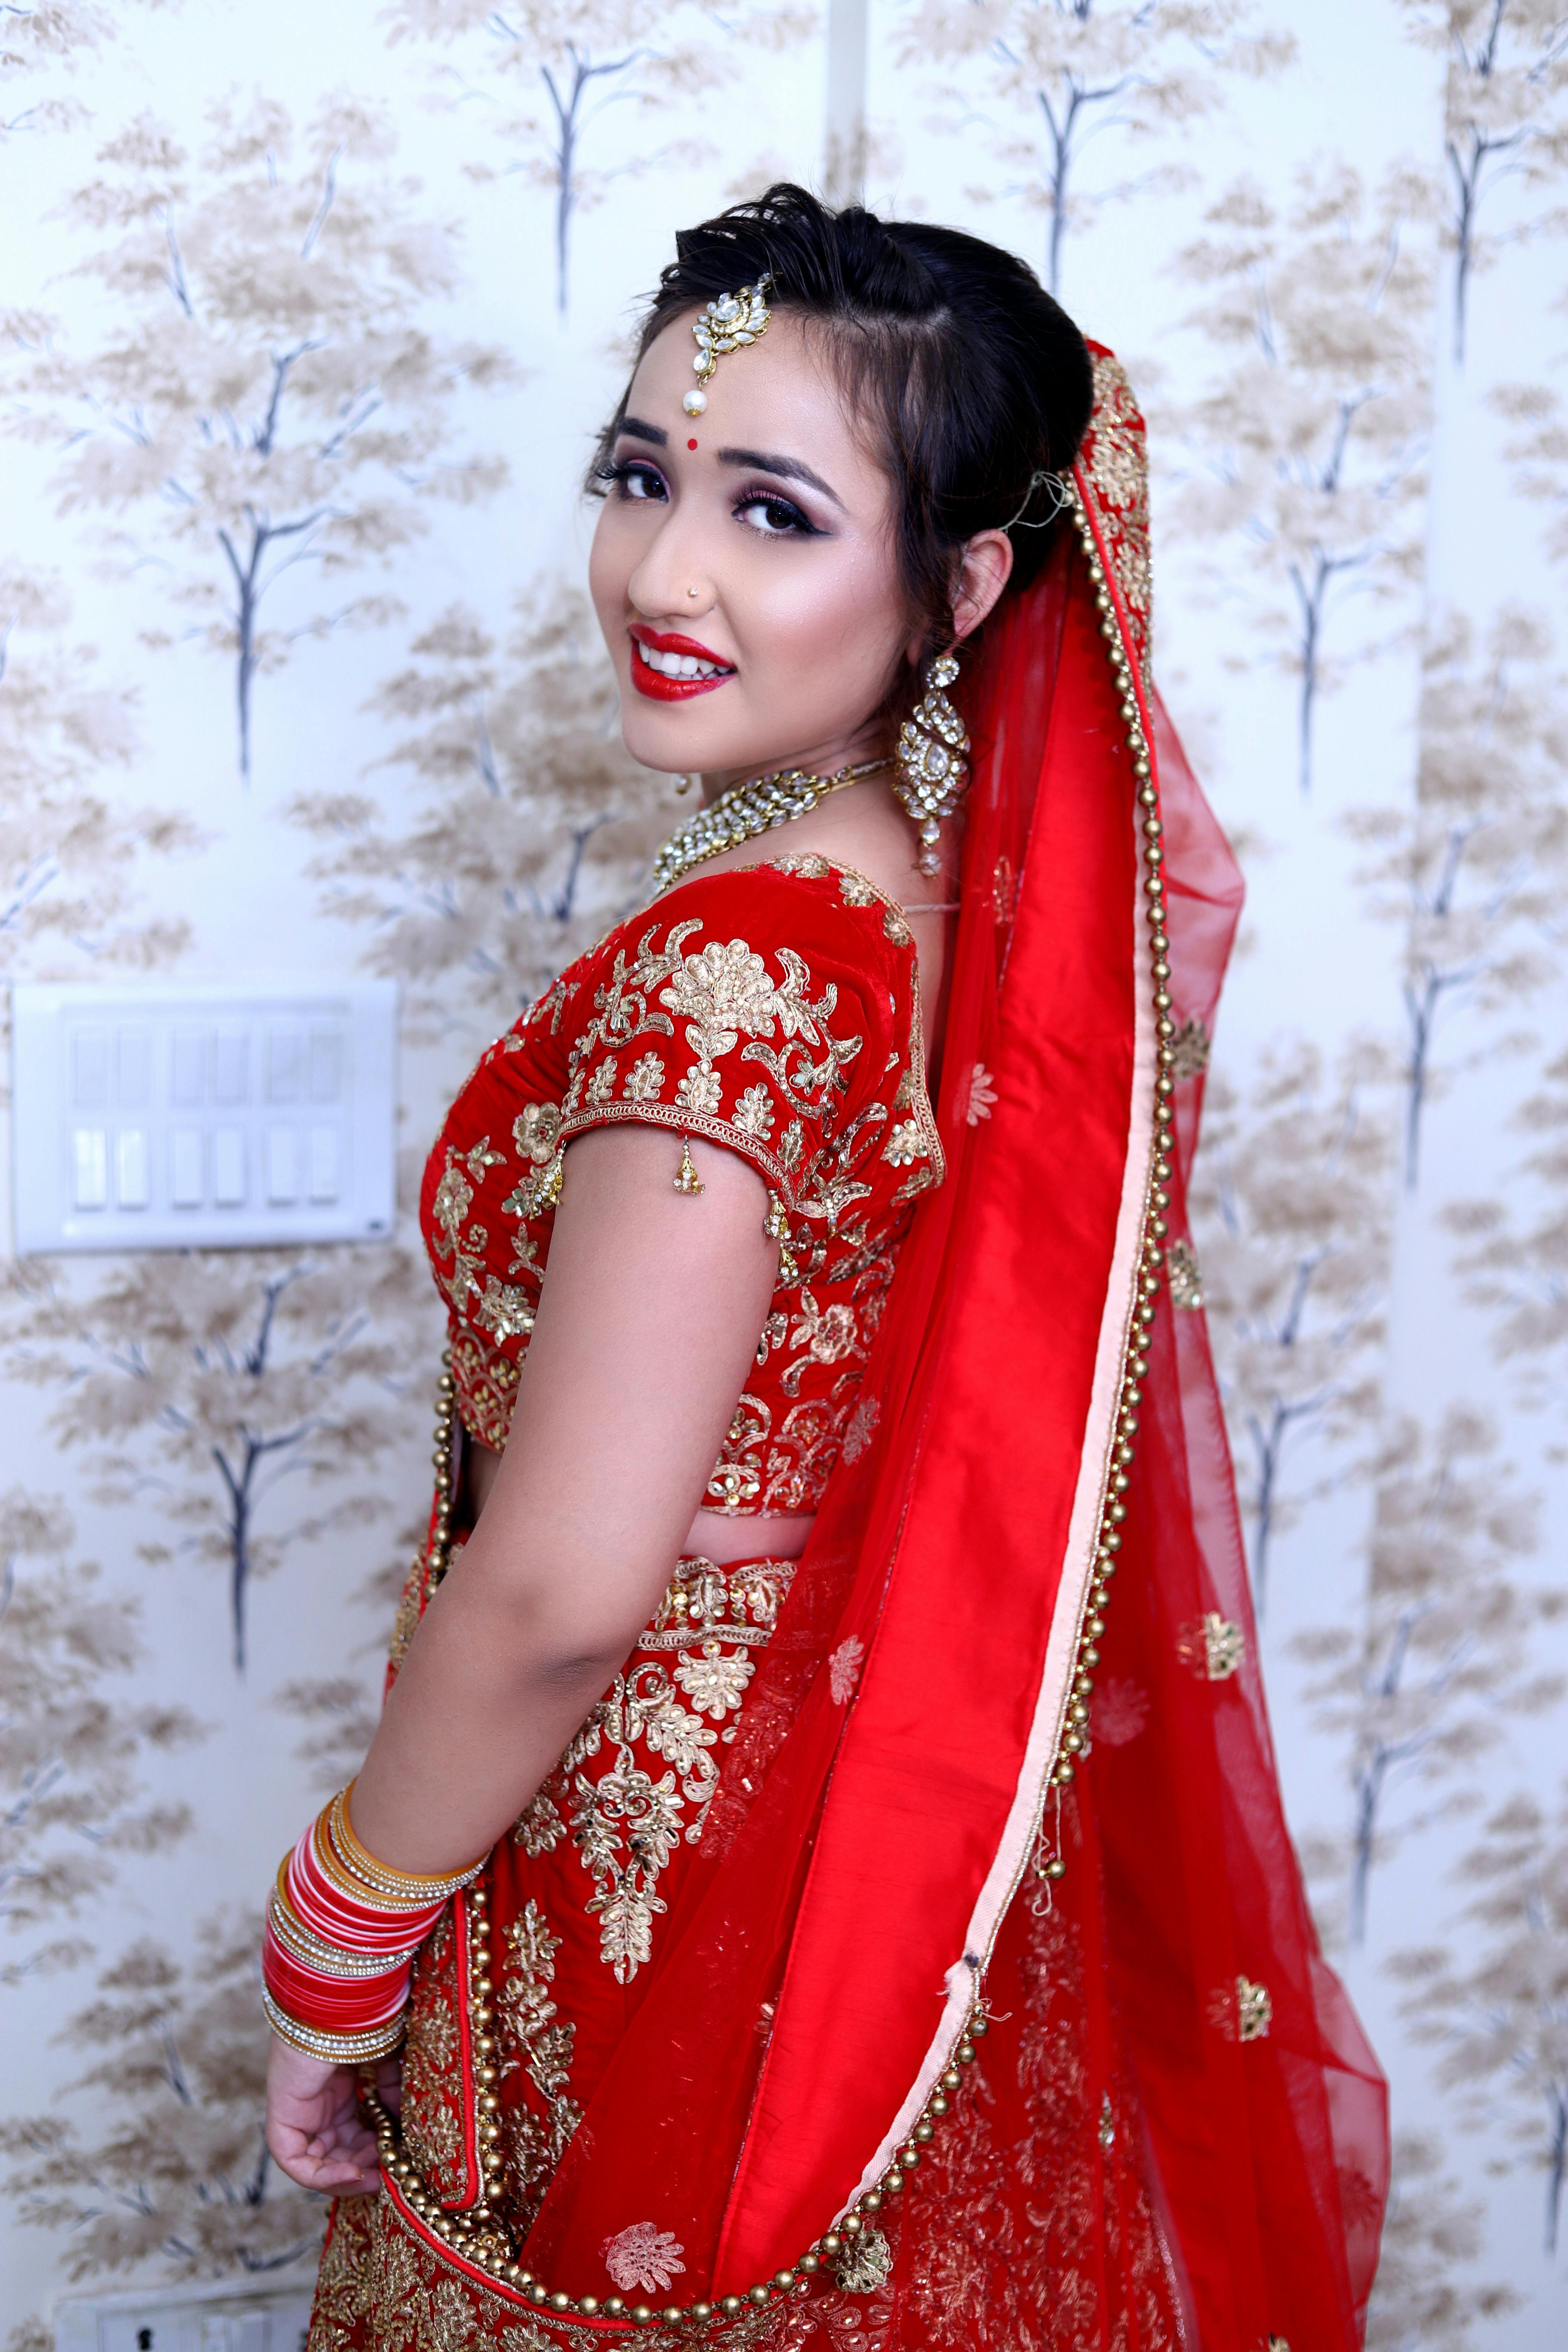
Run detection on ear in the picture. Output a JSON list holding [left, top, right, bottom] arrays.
[[951, 529, 1015, 642]]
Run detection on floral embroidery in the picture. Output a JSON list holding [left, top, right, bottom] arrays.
[[566, 1649, 753, 1981], [495, 1898, 582, 2236], [1169, 1017, 1211, 1081], [882, 1119, 924, 1168], [514, 1102, 562, 1164], [789, 1289, 859, 1368], [1091, 1677, 1149, 1747], [841, 1392, 880, 1464], [674, 1064, 722, 1117], [512, 1790, 566, 1855], [425, 868, 944, 1519], [624, 1051, 665, 1100], [968, 1063, 998, 1124], [1178, 1611, 1245, 1681], [734, 1081, 776, 1137], [828, 1635, 865, 1705], [601, 2222, 687, 2295], [1165, 1237, 1203, 1309]]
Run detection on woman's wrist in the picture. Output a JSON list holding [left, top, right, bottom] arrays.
[[260, 1782, 491, 2059]]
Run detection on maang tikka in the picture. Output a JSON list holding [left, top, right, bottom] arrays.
[[893, 648, 971, 875], [682, 275, 773, 417]]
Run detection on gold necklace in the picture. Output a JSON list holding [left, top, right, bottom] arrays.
[[652, 758, 891, 894]]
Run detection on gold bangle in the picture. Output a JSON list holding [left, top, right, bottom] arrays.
[[268, 1890, 423, 1979], [326, 1785, 488, 1907], [262, 1988, 408, 2065], [309, 1814, 447, 1916]]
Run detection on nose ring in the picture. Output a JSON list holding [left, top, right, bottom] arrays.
[[686, 587, 700, 600]]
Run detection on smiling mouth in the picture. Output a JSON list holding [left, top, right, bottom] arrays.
[[628, 629, 736, 701]]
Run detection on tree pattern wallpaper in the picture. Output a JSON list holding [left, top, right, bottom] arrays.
[[1, 1, 1565, 2341]]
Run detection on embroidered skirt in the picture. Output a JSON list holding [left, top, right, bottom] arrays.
[[305, 1542, 1182, 2350]]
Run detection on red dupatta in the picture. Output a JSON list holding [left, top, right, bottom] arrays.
[[434, 349, 1388, 2347]]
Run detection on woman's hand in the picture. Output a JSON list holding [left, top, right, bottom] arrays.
[[265, 2035, 401, 2196]]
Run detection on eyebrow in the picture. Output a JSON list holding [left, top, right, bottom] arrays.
[[717, 446, 845, 511], [618, 414, 668, 447]]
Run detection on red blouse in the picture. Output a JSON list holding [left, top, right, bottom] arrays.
[[418, 854, 944, 1516]]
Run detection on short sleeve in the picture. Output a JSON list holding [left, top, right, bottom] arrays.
[[555, 860, 936, 1228]]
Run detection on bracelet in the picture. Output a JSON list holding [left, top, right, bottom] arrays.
[[260, 1785, 487, 2056], [263, 1988, 409, 2064], [326, 1784, 488, 1908], [269, 1885, 423, 1979]]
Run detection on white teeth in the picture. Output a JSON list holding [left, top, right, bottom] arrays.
[[635, 640, 730, 681]]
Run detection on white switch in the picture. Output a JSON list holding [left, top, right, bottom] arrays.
[[74, 1030, 110, 1107], [172, 1031, 206, 1106], [267, 1031, 302, 1102], [13, 981, 397, 1252], [309, 1030, 342, 1101], [309, 1124, 340, 1201], [266, 1126, 298, 1203], [170, 1128, 204, 1206], [116, 1128, 150, 1208], [117, 1029, 152, 1106], [212, 1127, 246, 1206], [214, 1031, 248, 1105], [73, 1129, 107, 1208]]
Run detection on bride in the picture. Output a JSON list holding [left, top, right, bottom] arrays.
[[262, 183, 1388, 2350]]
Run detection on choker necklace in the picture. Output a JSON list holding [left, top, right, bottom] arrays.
[[652, 758, 892, 894]]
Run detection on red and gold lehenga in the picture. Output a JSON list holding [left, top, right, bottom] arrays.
[[305, 352, 1389, 2352]]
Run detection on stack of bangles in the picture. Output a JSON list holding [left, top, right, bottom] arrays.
[[262, 1783, 488, 2063]]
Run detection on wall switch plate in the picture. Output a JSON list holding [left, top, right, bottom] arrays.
[[11, 981, 398, 1253], [53, 2274, 315, 2352]]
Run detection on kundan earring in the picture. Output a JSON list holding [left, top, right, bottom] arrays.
[[893, 647, 971, 875]]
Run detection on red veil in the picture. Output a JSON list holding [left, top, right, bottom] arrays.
[[386, 350, 1389, 2348]]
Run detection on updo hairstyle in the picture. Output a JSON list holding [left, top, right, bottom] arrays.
[[592, 182, 1095, 658]]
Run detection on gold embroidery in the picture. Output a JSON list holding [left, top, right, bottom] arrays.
[[513, 1790, 567, 1854], [1178, 1611, 1245, 1681], [838, 870, 879, 906], [1237, 1976, 1272, 2041], [1169, 1017, 1211, 1080], [495, 1898, 582, 2236], [567, 1648, 753, 1983], [1165, 1237, 1202, 1309]]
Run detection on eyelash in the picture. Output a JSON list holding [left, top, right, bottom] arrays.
[[598, 457, 820, 539]]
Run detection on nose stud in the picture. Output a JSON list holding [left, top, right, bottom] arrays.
[[687, 587, 700, 599]]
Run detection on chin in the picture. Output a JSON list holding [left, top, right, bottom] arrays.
[[618, 688, 746, 775]]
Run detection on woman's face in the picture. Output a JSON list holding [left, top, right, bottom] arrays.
[[589, 309, 920, 783]]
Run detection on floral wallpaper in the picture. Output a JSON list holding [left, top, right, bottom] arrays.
[[1, 1, 1565, 2343]]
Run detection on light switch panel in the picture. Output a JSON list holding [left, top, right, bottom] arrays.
[[12, 981, 398, 1253], [54, 2274, 314, 2352]]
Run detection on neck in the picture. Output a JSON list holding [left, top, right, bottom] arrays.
[[697, 720, 892, 808]]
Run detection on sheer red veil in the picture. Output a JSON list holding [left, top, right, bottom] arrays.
[[502, 348, 1387, 2346]]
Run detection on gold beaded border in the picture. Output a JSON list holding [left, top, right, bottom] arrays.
[[365, 479, 1173, 2334]]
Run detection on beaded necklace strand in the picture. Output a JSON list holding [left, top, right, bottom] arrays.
[[652, 757, 892, 894]]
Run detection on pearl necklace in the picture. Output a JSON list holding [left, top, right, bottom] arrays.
[[652, 759, 892, 895]]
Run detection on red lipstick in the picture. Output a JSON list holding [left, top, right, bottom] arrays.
[[628, 623, 736, 702]]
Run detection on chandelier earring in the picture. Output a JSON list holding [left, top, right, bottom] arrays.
[[893, 647, 970, 876]]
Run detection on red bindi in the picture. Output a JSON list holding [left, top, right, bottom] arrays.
[[687, 437, 698, 451]]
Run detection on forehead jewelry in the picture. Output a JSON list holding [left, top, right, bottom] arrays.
[[681, 274, 773, 418]]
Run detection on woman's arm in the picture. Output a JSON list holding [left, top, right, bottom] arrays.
[[348, 1122, 778, 1873]]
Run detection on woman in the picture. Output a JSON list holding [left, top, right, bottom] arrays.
[[263, 187, 1388, 2350]]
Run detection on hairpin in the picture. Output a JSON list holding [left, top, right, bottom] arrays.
[[682, 276, 774, 417]]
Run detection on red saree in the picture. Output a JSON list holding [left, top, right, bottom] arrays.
[[306, 349, 1388, 2351]]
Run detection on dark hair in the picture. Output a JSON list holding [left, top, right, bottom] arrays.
[[591, 183, 1094, 656]]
